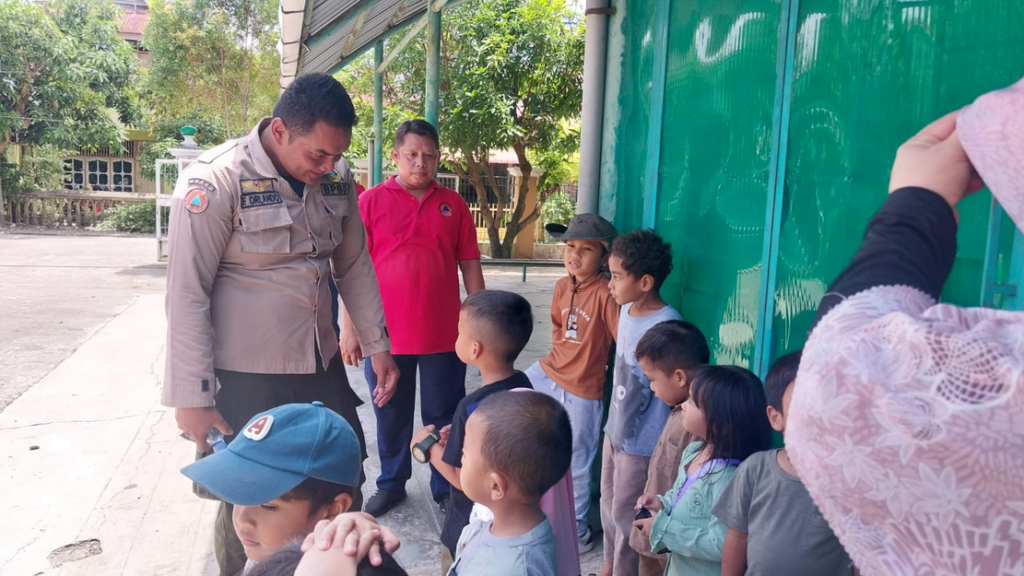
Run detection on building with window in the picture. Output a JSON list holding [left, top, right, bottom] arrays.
[[116, 0, 150, 62], [58, 0, 154, 195], [61, 135, 153, 194]]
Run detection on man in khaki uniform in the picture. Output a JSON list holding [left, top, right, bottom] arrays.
[[162, 73, 400, 576]]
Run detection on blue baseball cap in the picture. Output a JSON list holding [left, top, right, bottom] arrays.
[[181, 402, 361, 506]]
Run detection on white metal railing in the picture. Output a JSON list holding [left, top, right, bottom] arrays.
[[155, 157, 196, 261]]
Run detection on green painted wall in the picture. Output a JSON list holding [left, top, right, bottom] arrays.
[[599, 0, 1024, 372]]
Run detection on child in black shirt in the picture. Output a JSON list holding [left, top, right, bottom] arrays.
[[409, 290, 535, 569]]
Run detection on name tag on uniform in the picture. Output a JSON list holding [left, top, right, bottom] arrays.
[[321, 182, 350, 196], [240, 179, 283, 209]]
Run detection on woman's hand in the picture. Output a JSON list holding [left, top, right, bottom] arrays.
[[889, 110, 985, 215]]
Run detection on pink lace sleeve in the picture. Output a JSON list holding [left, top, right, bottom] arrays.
[[788, 285, 1024, 575]]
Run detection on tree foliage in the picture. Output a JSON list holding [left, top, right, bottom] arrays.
[[0, 145, 72, 194], [336, 56, 421, 162], [441, 0, 583, 258], [0, 0, 140, 217], [138, 114, 227, 182], [143, 0, 280, 139]]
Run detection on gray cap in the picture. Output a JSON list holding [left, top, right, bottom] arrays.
[[545, 213, 617, 249]]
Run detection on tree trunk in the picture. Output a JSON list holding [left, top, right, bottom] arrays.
[[498, 143, 534, 258], [0, 139, 8, 226], [240, 7, 254, 130], [219, 48, 233, 137], [461, 154, 506, 258], [0, 169, 5, 227]]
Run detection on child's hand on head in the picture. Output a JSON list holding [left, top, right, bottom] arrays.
[[300, 512, 400, 567], [636, 494, 662, 512]]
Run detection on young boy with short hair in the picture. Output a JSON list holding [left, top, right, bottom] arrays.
[[409, 290, 534, 571], [712, 351, 855, 576], [181, 402, 362, 574], [450, 390, 573, 575], [601, 229, 683, 576], [526, 213, 619, 551], [629, 319, 710, 576]]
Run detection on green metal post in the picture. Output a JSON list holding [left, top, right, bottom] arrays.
[[425, 8, 441, 128], [753, 0, 801, 378], [981, 198, 1005, 307], [373, 41, 384, 186], [641, 0, 671, 229]]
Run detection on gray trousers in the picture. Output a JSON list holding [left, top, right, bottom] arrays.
[[600, 437, 650, 574]]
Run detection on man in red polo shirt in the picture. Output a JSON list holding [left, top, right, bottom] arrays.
[[341, 119, 484, 517]]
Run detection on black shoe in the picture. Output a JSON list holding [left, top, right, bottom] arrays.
[[438, 494, 450, 515], [364, 489, 406, 518]]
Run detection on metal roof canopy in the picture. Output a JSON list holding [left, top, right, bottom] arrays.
[[279, 0, 473, 89]]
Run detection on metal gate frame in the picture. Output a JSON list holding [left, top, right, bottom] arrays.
[[154, 158, 194, 262]]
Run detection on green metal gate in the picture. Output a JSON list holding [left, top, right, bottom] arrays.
[[599, 0, 1024, 375]]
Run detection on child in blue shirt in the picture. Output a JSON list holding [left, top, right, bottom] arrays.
[[600, 230, 682, 576]]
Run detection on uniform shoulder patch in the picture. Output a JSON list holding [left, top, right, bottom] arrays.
[[184, 189, 210, 214], [188, 178, 216, 195], [196, 140, 239, 165]]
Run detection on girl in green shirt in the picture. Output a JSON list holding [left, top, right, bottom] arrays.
[[633, 365, 773, 576]]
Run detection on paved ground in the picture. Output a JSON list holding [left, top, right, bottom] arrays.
[[0, 232, 165, 411], [0, 233, 604, 576]]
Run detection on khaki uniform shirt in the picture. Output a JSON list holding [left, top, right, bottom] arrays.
[[162, 118, 389, 408]]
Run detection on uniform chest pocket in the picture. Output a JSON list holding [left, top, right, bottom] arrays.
[[322, 195, 350, 243], [238, 205, 292, 254]]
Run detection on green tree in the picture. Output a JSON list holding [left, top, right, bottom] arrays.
[[0, 0, 140, 220], [137, 114, 227, 182], [143, 0, 280, 139], [335, 58, 419, 163], [441, 0, 583, 258]]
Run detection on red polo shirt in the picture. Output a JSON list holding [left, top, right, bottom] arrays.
[[359, 176, 481, 354]]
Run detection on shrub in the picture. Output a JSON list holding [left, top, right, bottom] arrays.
[[541, 190, 575, 228], [97, 200, 156, 233]]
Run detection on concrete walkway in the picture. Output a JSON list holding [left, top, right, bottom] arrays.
[[0, 234, 604, 576]]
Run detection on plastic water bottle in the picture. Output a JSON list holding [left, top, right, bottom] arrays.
[[206, 428, 227, 453]]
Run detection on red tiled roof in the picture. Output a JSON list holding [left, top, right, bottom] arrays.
[[119, 11, 149, 35]]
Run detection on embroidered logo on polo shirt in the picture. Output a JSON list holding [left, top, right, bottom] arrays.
[[240, 179, 282, 209], [243, 415, 274, 441], [439, 203, 452, 217], [325, 171, 342, 182], [321, 182, 350, 196]]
